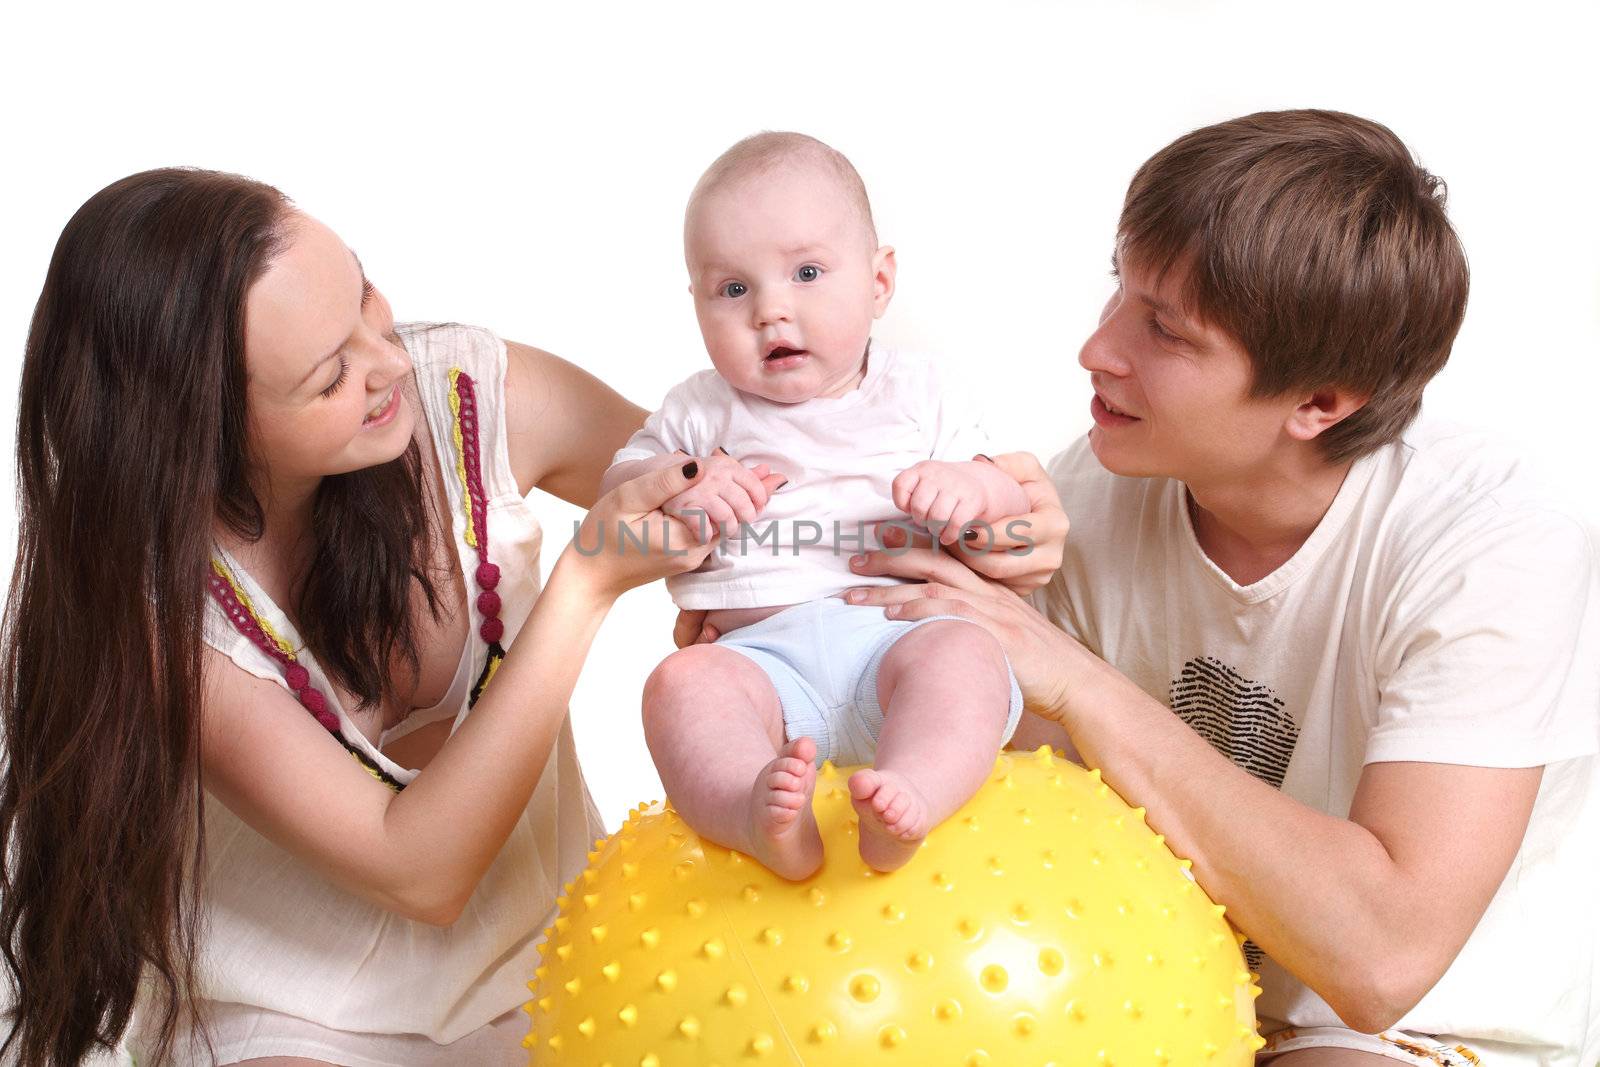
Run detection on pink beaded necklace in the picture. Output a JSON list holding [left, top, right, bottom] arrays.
[[206, 368, 507, 791]]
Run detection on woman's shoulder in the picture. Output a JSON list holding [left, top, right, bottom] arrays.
[[395, 322, 505, 380], [397, 322, 517, 484]]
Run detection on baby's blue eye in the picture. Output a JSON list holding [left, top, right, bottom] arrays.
[[721, 281, 748, 298], [795, 265, 821, 283]]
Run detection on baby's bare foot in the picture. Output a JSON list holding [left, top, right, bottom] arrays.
[[848, 767, 930, 872], [746, 737, 823, 880]]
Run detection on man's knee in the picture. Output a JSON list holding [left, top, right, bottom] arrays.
[[1266, 1049, 1399, 1065]]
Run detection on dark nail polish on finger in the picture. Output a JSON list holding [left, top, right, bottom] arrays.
[[775, 480, 790, 491], [682, 461, 699, 478], [963, 529, 979, 541], [975, 453, 994, 464], [715, 446, 730, 456]]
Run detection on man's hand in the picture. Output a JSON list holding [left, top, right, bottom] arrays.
[[881, 452, 1067, 595], [672, 609, 720, 649], [844, 542, 1084, 721]]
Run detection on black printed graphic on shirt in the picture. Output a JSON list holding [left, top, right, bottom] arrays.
[[1168, 656, 1299, 789], [1168, 655, 1301, 974]]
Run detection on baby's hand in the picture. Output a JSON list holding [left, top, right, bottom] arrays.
[[664, 449, 786, 541], [892, 460, 991, 546]]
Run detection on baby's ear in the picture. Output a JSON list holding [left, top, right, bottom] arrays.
[[872, 245, 898, 317]]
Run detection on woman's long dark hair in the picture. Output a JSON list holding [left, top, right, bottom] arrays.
[[1, 168, 439, 1065]]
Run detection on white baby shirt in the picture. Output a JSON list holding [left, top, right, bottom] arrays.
[[610, 344, 996, 609]]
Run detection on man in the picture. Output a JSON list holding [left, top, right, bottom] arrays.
[[844, 110, 1598, 1065]]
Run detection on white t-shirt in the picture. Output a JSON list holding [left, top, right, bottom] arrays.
[[611, 344, 995, 609], [1042, 424, 1599, 1065]]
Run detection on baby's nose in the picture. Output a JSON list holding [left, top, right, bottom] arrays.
[[754, 295, 792, 327]]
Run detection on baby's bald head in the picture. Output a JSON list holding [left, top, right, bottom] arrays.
[[685, 132, 878, 252]]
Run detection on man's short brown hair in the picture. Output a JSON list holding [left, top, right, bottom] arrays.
[[1120, 109, 1469, 462]]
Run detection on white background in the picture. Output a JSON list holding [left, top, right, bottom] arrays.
[[2, 1, 1596, 827]]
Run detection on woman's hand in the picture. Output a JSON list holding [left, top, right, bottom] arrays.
[[904, 451, 1065, 594], [561, 460, 719, 601], [843, 543, 1084, 722], [664, 449, 787, 541]]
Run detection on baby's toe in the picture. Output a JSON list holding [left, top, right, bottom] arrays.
[[765, 768, 801, 792], [893, 807, 926, 838], [765, 802, 800, 825]]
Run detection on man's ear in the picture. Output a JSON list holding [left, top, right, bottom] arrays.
[[871, 245, 897, 318], [1285, 386, 1370, 443]]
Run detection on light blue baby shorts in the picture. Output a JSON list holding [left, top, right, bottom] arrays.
[[714, 596, 1024, 766]]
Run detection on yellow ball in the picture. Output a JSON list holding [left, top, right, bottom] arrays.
[[525, 749, 1263, 1065]]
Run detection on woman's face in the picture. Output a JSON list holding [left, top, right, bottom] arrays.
[[242, 211, 414, 499]]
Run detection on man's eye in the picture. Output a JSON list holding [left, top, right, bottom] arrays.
[[795, 265, 821, 283], [1149, 316, 1180, 342], [721, 282, 748, 298]]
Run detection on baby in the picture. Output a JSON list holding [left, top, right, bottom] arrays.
[[600, 132, 1028, 877]]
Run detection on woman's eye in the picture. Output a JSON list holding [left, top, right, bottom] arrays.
[[320, 356, 350, 398], [721, 281, 748, 298], [795, 265, 821, 283], [1149, 316, 1180, 343]]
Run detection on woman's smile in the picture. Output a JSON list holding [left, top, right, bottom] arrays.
[[362, 385, 402, 428]]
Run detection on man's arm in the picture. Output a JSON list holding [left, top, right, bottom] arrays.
[[1058, 649, 1542, 1033], [844, 498, 1586, 1035]]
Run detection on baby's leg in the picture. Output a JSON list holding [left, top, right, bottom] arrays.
[[850, 620, 1011, 872], [642, 644, 823, 880]]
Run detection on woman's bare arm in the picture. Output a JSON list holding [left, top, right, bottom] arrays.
[[503, 340, 649, 507], [200, 554, 610, 923], [200, 463, 712, 925]]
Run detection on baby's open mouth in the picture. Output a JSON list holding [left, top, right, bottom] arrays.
[[765, 346, 807, 361]]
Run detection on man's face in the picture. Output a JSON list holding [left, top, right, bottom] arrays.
[[685, 166, 893, 404], [1078, 254, 1301, 485]]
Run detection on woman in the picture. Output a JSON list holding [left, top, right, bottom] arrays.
[[0, 166, 733, 1067], [0, 167, 1063, 1066]]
